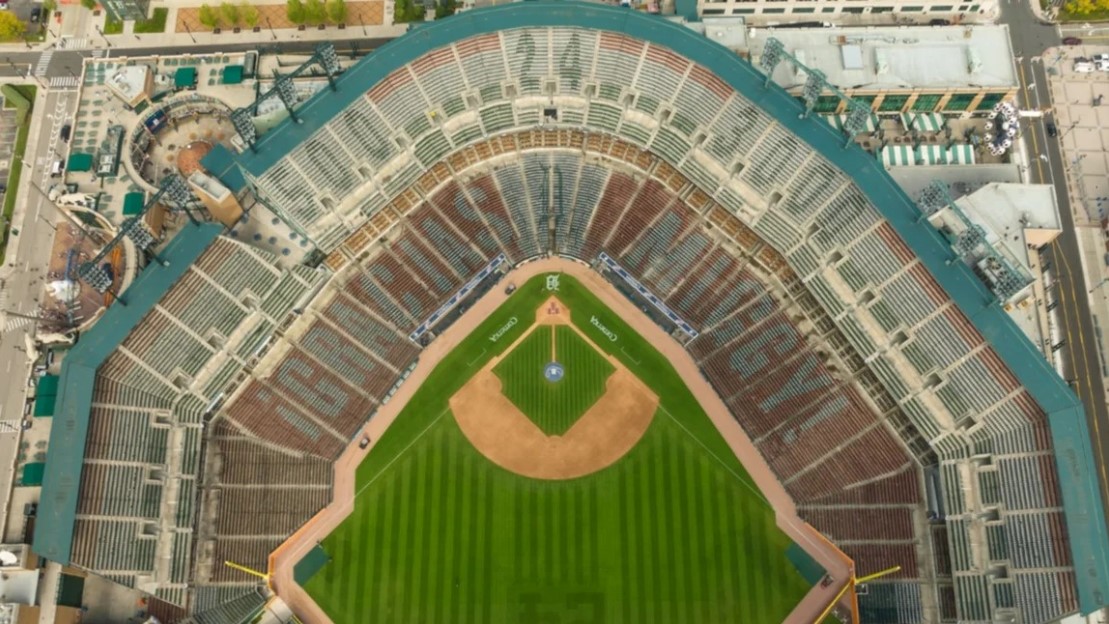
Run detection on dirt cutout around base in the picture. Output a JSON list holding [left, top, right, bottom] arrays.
[[450, 296, 659, 480]]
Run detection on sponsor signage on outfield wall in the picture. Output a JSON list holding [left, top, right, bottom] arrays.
[[590, 315, 618, 342], [489, 317, 519, 342]]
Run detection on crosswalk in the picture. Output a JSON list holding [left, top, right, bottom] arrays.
[[57, 37, 90, 50], [2, 314, 34, 333], [33, 50, 52, 77], [48, 76, 79, 90]]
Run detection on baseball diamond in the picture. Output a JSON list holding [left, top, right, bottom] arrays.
[[301, 273, 812, 622], [30, 1, 1109, 622]]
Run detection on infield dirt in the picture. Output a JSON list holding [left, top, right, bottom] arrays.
[[452, 296, 657, 479]]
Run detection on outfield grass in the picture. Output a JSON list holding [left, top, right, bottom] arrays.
[[494, 325, 614, 435], [304, 273, 811, 623]]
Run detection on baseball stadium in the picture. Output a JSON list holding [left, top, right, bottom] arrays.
[[30, 2, 1109, 623]]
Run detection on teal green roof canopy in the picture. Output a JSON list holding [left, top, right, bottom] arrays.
[[33, 374, 59, 417], [66, 153, 93, 173], [33, 223, 223, 565], [122, 191, 145, 216], [221, 65, 243, 84], [20, 462, 45, 487], [174, 67, 197, 89]]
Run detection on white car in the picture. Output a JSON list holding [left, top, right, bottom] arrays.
[[1076, 61, 1096, 73]]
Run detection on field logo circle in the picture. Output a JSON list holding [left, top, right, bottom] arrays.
[[544, 361, 565, 383]]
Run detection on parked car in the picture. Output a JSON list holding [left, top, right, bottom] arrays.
[[1046, 121, 1058, 137], [359, 436, 372, 449], [1075, 60, 1096, 73], [929, 18, 951, 25], [30, 7, 41, 22], [60, 123, 71, 142], [1063, 36, 1083, 45]]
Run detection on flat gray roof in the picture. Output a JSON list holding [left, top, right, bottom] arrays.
[[749, 24, 1018, 91]]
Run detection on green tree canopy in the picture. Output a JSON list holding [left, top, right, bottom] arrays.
[[286, 0, 306, 23], [0, 11, 22, 39], [240, 1, 259, 27], [197, 3, 221, 28], [219, 1, 239, 25], [305, 0, 326, 24], [326, 0, 346, 23]]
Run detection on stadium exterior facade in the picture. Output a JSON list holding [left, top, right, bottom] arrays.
[[34, 2, 1109, 622]]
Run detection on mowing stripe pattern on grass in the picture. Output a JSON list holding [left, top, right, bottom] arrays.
[[493, 325, 615, 435], [304, 274, 810, 623]]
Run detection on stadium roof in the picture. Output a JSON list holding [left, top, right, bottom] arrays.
[[208, 2, 1108, 611], [33, 222, 223, 564], [750, 24, 1018, 91]]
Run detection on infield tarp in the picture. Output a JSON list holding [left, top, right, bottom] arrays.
[[204, 2, 1109, 611]]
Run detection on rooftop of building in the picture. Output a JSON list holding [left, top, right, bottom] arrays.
[[748, 23, 1017, 91]]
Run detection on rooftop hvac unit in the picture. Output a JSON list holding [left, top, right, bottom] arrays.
[[966, 46, 983, 74], [874, 48, 889, 75]]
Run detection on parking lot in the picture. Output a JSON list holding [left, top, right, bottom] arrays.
[[4, 0, 48, 36]]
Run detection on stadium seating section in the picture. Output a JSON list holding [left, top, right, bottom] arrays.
[[72, 25, 1078, 624]]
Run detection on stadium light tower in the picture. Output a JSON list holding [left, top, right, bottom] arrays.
[[77, 261, 127, 307], [842, 103, 871, 149], [317, 42, 342, 92], [275, 76, 301, 124], [799, 68, 827, 120], [759, 38, 785, 89], [163, 174, 200, 224], [230, 108, 258, 153], [120, 217, 169, 267], [916, 180, 951, 221]]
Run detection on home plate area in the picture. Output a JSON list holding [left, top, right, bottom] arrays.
[[450, 296, 659, 480]]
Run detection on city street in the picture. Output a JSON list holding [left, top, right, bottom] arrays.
[[0, 86, 74, 536], [1001, 0, 1109, 526]]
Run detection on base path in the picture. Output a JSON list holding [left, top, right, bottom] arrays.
[[268, 257, 854, 623]]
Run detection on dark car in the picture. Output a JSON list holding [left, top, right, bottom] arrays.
[[1064, 36, 1083, 45], [30, 6, 41, 22], [929, 18, 951, 25], [60, 124, 71, 142], [1046, 121, 1058, 137]]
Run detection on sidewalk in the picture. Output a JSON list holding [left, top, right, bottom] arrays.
[[7, 0, 407, 54]]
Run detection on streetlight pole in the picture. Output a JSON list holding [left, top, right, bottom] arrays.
[[94, 24, 111, 48], [184, 22, 196, 43], [267, 17, 276, 40]]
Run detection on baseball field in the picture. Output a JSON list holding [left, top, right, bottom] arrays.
[[302, 272, 811, 623]]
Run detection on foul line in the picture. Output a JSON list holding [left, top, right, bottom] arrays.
[[354, 410, 448, 500], [656, 404, 772, 509], [466, 348, 487, 367]]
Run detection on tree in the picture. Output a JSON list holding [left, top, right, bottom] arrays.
[[240, 1, 259, 27], [219, 1, 239, 25], [304, 0, 326, 24], [198, 3, 221, 28], [286, 0, 305, 23], [79, 0, 96, 10], [42, 0, 57, 14], [0, 11, 22, 39], [326, 0, 346, 23], [434, 0, 456, 18]]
